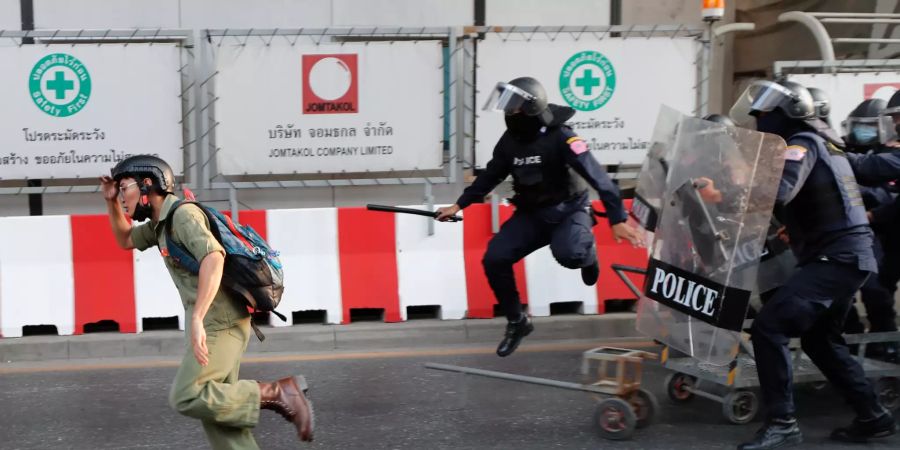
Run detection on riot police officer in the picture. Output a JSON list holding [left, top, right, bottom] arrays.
[[730, 80, 896, 449], [838, 99, 899, 350], [435, 77, 641, 357]]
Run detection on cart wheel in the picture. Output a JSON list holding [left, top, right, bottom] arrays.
[[665, 372, 696, 403], [594, 398, 637, 441], [629, 388, 660, 429], [722, 390, 758, 425], [874, 377, 900, 411]]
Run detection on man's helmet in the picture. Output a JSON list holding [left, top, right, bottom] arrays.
[[110, 155, 176, 195]]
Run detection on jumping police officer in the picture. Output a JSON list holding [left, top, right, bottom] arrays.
[[435, 77, 642, 357]]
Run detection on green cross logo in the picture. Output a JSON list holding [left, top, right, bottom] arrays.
[[559, 51, 616, 111], [29, 53, 92, 117]]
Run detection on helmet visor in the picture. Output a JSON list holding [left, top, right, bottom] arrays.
[[482, 82, 535, 114], [729, 80, 797, 128], [842, 115, 896, 145]]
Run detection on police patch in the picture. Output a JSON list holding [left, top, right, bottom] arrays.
[[784, 145, 807, 162], [567, 136, 588, 155]]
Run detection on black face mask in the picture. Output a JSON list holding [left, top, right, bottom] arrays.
[[755, 109, 805, 140], [505, 113, 544, 140]]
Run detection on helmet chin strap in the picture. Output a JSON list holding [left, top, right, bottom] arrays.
[[130, 185, 153, 222]]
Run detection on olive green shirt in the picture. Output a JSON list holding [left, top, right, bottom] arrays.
[[131, 194, 249, 331]]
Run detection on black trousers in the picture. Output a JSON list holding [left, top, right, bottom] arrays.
[[482, 206, 596, 321], [751, 261, 879, 419]]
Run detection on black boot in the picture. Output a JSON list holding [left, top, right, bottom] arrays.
[[737, 417, 802, 450], [581, 261, 600, 286], [830, 411, 897, 443], [496, 316, 534, 357]]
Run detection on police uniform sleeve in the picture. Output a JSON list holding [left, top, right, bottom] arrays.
[[777, 137, 819, 205], [171, 205, 226, 263], [130, 222, 156, 251], [870, 194, 900, 227], [455, 144, 511, 209], [846, 148, 900, 186], [559, 127, 628, 224]]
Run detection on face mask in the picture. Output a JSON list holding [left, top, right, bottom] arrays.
[[505, 113, 543, 140], [851, 125, 878, 144], [755, 111, 792, 139]]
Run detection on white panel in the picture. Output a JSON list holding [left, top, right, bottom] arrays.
[[475, 36, 698, 167], [333, 0, 471, 26], [395, 204, 466, 320], [486, 0, 610, 26], [0, 215, 74, 337], [133, 246, 184, 332], [266, 208, 342, 325], [214, 41, 443, 175], [523, 246, 597, 317], [0, 45, 184, 180], [34, 0, 179, 29], [0, 0, 21, 31], [180, 0, 331, 29]]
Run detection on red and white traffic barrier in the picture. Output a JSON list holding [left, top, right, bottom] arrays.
[[0, 203, 646, 338]]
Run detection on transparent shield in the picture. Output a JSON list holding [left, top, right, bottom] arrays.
[[631, 105, 688, 244], [636, 116, 787, 365]]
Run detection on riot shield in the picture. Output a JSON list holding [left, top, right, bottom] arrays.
[[630, 106, 686, 244], [635, 115, 787, 365]]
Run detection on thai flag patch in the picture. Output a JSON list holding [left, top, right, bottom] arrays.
[[784, 145, 807, 161], [567, 136, 588, 155]]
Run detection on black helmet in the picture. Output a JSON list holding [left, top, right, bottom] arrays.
[[807, 87, 831, 120], [843, 98, 891, 147], [883, 90, 900, 116], [483, 76, 553, 124], [730, 79, 815, 128], [849, 98, 886, 119], [702, 113, 736, 128], [111, 154, 175, 195]]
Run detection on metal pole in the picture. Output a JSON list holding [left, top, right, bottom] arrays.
[[189, 30, 203, 189], [491, 193, 500, 234], [229, 186, 239, 220], [425, 180, 435, 236], [200, 33, 212, 189], [425, 363, 609, 394], [700, 21, 712, 117], [778, 12, 836, 66], [833, 38, 900, 45]]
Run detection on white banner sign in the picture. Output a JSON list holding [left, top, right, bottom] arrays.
[[788, 72, 900, 130], [475, 36, 698, 167], [0, 45, 183, 180], [214, 42, 443, 175]]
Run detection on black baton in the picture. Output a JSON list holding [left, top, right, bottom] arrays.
[[366, 204, 462, 222]]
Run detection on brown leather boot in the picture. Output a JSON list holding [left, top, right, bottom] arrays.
[[259, 376, 314, 442]]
